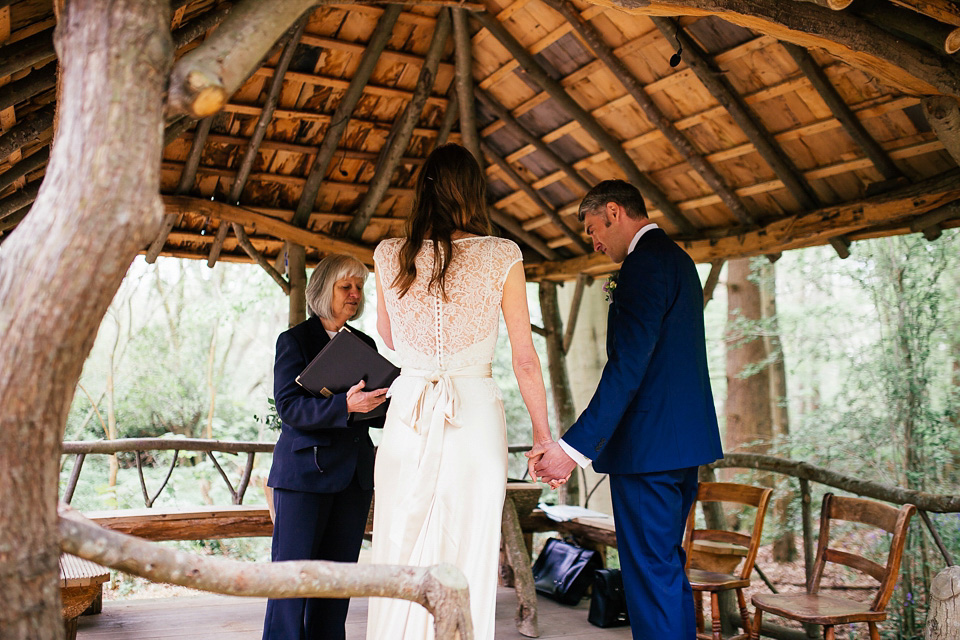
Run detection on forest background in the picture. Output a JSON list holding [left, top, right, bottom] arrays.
[[60, 229, 960, 637]]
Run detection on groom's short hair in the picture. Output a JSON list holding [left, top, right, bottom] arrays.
[[578, 180, 647, 222]]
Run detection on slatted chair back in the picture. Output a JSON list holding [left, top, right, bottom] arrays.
[[807, 494, 916, 613], [683, 481, 773, 581]]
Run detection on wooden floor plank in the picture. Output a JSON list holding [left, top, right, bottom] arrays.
[[77, 588, 634, 639]]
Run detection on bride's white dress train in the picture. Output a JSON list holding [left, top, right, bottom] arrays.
[[367, 236, 523, 640]]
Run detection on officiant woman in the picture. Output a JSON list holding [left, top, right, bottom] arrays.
[[262, 253, 389, 640]]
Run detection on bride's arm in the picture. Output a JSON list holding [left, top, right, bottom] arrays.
[[375, 270, 394, 350], [502, 262, 552, 449]]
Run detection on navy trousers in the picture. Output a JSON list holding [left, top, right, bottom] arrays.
[[609, 467, 699, 640], [262, 478, 372, 640]]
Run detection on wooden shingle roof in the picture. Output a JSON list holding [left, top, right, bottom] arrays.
[[1, 0, 959, 280]]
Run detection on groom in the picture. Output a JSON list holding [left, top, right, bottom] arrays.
[[531, 180, 723, 639]]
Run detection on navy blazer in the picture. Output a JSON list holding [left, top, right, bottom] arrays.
[[563, 229, 723, 474], [267, 317, 385, 493]]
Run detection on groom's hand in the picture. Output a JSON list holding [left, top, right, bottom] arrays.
[[534, 441, 576, 486]]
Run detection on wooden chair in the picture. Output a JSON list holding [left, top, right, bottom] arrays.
[[750, 494, 916, 640], [683, 481, 773, 640]]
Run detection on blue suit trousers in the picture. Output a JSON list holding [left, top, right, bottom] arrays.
[[609, 467, 699, 640], [262, 480, 372, 640]]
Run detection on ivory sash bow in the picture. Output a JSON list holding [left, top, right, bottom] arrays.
[[389, 363, 492, 551]]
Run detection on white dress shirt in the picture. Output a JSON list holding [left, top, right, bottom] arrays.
[[557, 222, 659, 468]]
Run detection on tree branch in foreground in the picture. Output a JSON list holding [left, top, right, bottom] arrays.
[[59, 506, 473, 640]]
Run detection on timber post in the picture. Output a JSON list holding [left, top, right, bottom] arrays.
[[927, 566, 960, 640], [538, 282, 579, 504], [286, 242, 306, 327]]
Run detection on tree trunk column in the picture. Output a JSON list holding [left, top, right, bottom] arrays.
[[287, 242, 306, 327], [927, 566, 960, 640], [0, 2, 172, 637], [538, 282, 579, 504]]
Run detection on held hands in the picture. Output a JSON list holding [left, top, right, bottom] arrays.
[[525, 440, 576, 489], [345, 380, 388, 414]]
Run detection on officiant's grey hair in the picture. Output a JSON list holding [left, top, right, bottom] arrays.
[[306, 254, 369, 320]]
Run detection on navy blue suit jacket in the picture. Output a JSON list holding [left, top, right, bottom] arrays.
[[267, 317, 385, 493], [563, 229, 723, 474]]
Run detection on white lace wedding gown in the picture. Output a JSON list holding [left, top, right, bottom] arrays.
[[367, 236, 523, 640]]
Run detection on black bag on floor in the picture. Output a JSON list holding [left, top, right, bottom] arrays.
[[587, 568, 630, 627], [531, 538, 602, 605]]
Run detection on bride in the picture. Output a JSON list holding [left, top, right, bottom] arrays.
[[367, 143, 554, 639]]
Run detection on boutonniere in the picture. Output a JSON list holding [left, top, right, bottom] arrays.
[[602, 273, 618, 302]]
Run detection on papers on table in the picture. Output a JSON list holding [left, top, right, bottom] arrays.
[[538, 503, 613, 522]]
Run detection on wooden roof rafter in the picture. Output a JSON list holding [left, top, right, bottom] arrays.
[[473, 9, 699, 235], [0, 0, 957, 277]]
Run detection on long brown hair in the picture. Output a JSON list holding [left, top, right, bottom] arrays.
[[393, 143, 493, 299]]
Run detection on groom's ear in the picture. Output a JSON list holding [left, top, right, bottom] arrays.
[[606, 201, 620, 221]]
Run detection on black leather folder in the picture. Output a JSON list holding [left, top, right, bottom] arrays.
[[295, 327, 400, 421]]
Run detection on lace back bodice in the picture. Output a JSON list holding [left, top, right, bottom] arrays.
[[374, 236, 522, 370]]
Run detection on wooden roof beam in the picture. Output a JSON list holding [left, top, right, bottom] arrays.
[[298, 33, 455, 77], [853, 2, 960, 56], [345, 8, 450, 241], [702, 259, 724, 309], [781, 42, 903, 183], [172, 2, 233, 50], [163, 195, 375, 264], [481, 140, 590, 254], [889, 0, 960, 28], [0, 62, 56, 112], [0, 103, 54, 162], [909, 199, 960, 241], [251, 66, 449, 109], [452, 7, 482, 164], [0, 147, 47, 195], [474, 86, 592, 194], [233, 223, 292, 293], [488, 207, 559, 261], [473, 10, 697, 235], [548, 0, 754, 226], [0, 180, 40, 220], [208, 16, 309, 269], [923, 96, 960, 167], [291, 5, 402, 230], [524, 169, 960, 279], [161, 160, 418, 197], [435, 87, 459, 149], [146, 117, 214, 264], [608, 0, 960, 98], [0, 27, 54, 79], [653, 17, 820, 212], [168, 0, 316, 118]]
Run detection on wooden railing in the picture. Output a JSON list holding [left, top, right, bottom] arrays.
[[58, 438, 474, 639]]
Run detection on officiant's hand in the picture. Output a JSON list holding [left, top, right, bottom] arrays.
[[346, 380, 388, 414]]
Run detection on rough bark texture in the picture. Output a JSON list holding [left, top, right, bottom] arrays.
[[167, 0, 315, 117], [598, 0, 960, 98], [923, 96, 960, 167], [539, 282, 580, 505], [0, 1, 172, 637], [500, 496, 539, 637], [285, 242, 307, 327], [710, 453, 960, 512], [927, 566, 960, 640], [724, 259, 773, 462]]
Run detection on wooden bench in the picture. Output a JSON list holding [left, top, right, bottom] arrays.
[[85, 505, 274, 541], [60, 553, 110, 640], [521, 509, 747, 572]]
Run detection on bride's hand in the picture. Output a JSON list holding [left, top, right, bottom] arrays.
[[346, 380, 388, 413], [525, 441, 552, 483]]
